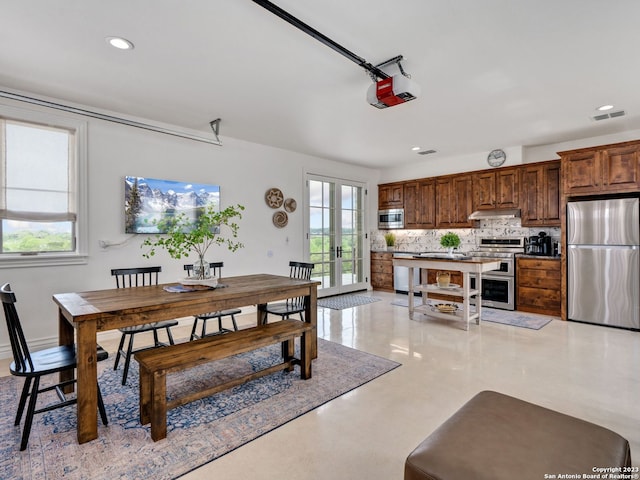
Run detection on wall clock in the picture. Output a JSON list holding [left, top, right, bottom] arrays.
[[487, 149, 506, 167]]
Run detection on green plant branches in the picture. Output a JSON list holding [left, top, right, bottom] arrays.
[[142, 204, 245, 260]]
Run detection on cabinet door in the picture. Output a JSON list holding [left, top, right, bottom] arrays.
[[403, 181, 419, 228], [496, 168, 519, 208], [472, 172, 496, 210], [542, 162, 561, 225], [521, 161, 560, 227], [378, 183, 404, 209], [562, 150, 601, 195], [602, 144, 640, 192], [435, 177, 454, 227], [520, 165, 543, 226], [417, 179, 436, 228], [452, 175, 473, 227]]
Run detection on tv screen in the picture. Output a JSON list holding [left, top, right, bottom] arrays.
[[125, 176, 220, 234]]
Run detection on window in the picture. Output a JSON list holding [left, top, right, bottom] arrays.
[[0, 104, 87, 266]]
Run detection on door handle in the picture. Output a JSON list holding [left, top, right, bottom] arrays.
[[336, 246, 342, 257]]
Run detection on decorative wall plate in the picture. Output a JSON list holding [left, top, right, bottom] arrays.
[[272, 210, 288, 228], [265, 188, 284, 208], [284, 198, 297, 212]]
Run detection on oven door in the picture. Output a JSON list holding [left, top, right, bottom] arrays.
[[469, 274, 515, 311]]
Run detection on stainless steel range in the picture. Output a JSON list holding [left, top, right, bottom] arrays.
[[468, 237, 525, 310]]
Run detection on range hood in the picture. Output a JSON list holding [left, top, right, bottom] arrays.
[[468, 208, 521, 220]]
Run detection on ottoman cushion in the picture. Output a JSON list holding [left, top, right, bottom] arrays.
[[405, 390, 631, 480]]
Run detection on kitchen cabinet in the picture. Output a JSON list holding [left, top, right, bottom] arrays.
[[378, 183, 404, 209], [371, 251, 394, 291], [404, 178, 436, 228], [435, 174, 473, 228], [516, 257, 561, 316], [561, 140, 640, 196], [520, 160, 561, 226], [472, 168, 519, 210]]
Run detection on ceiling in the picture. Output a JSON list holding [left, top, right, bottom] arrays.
[[2, 0, 640, 169]]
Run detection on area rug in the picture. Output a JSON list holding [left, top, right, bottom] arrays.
[[390, 297, 554, 330], [481, 308, 554, 330], [318, 294, 381, 310], [0, 339, 400, 480]]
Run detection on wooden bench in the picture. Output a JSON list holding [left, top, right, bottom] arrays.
[[134, 319, 314, 441]]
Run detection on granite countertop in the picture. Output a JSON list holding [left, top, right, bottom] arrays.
[[517, 254, 561, 259]]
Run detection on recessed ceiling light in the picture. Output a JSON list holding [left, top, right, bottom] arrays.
[[411, 146, 421, 151], [106, 36, 134, 50], [597, 104, 614, 111]]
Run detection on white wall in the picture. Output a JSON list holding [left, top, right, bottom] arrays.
[[0, 96, 379, 358]]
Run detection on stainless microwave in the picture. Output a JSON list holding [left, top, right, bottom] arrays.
[[378, 209, 404, 229]]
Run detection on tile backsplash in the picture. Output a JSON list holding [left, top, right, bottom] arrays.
[[373, 218, 560, 253]]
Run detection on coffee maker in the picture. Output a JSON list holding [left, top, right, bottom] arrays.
[[526, 231, 553, 256]]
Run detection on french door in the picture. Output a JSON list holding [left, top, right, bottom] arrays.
[[306, 174, 367, 297]]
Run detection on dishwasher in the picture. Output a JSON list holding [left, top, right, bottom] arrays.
[[393, 253, 422, 294]]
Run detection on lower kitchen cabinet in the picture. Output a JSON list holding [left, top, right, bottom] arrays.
[[516, 257, 561, 316], [371, 251, 394, 292]]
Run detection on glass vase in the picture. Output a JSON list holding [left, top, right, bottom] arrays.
[[193, 256, 211, 280]]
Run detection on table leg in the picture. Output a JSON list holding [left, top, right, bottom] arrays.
[[305, 286, 318, 359], [408, 266, 415, 320], [256, 303, 267, 325], [462, 271, 471, 331], [58, 309, 75, 393], [75, 320, 98, 444], [475, 266, 483, 324]]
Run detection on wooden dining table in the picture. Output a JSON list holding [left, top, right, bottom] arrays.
[[53, 273, 319, 445]]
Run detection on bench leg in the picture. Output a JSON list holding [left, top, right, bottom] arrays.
[[300, 330, 312, 380], [139, 365, 152, 425], [150, 370, 168, 441], [282, 338, 295, 372]]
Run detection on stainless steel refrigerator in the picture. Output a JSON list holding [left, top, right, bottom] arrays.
[[567, 197, 639, 330]]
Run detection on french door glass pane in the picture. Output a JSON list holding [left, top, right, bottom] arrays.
[[308, 176, 365, 294]]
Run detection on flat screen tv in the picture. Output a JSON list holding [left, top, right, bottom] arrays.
[[125, 176, 220, 234]]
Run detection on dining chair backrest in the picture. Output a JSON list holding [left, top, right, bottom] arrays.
[[183, 262, 224, 278], [111, 266, 161, 288], [289, 261, 314, 281], [287, 261, 314, 309], [1, 283, 33, 373]]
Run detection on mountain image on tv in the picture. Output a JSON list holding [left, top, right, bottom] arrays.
[[125, 176, 220, 233]]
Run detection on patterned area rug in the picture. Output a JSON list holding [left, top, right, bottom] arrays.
[[0, 339, 400, 480], [390, 297, 554, 330], [318, 294, 382, 310]]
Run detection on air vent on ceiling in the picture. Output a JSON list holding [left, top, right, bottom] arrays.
[[591, 110, 626, 121], [417, 149, 437, 155]]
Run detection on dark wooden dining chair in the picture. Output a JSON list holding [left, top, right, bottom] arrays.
[[183, 262, 241, 340], [261, 261, 314, 324], [110, 266, 178, 385], [1, 283, 108, 451]]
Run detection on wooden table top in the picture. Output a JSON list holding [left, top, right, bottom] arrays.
[[53, 273, 320, 325]]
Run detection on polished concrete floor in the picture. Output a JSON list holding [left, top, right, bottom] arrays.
[[2, 290, 639, 478]]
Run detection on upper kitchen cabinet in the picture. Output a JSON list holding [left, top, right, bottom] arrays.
[[378, 182, 404, 209], [561, 140, 640, 196], [520, 160, 561, 226], [436, 174, 473, 228], [404, 178, 436, 229], [472, 167, 519, 210]]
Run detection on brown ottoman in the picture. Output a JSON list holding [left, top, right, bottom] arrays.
[[405, 391, 632, 480]]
